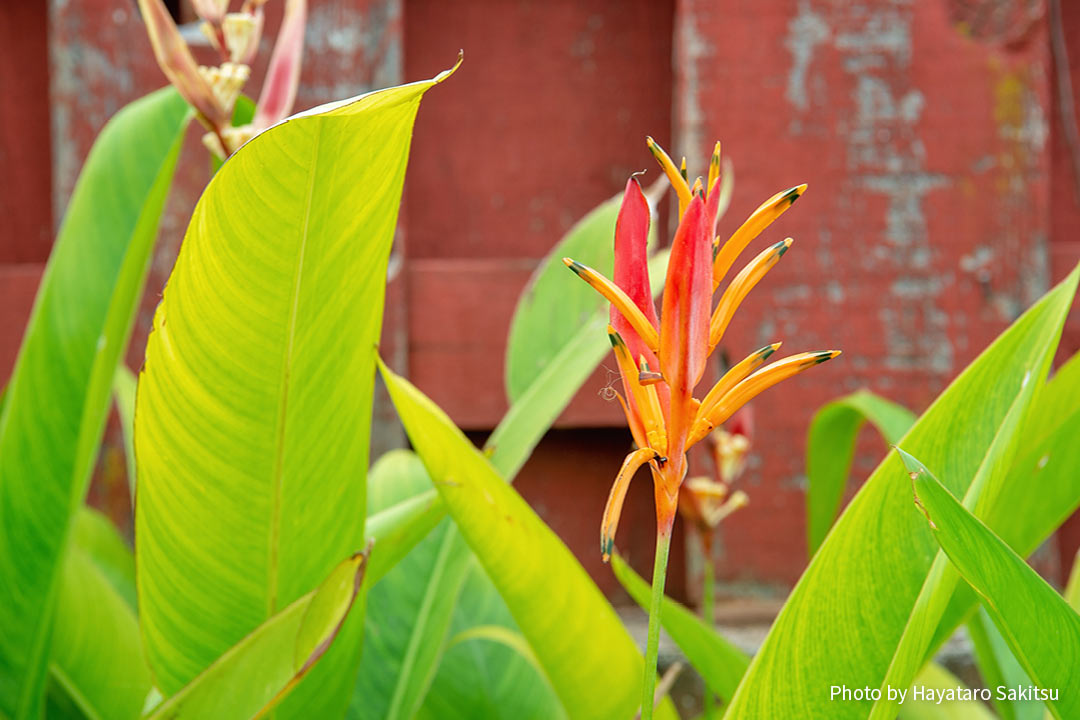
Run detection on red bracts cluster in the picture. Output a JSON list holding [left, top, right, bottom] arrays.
[[563, 139, 840, 561]]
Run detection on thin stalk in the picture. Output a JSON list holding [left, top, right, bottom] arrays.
[[702, 535, 715, 717], [641, 523, 673, 720]]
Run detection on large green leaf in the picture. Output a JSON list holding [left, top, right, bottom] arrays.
[[722, 267, 1079, 718], [611, 553, 749, 705], [70, 507, 136, 610], [868, 349, 1037, 720], [0, 87, 189, 719], [931, 348, 1080, 653], [47, 508, 147, 720], [145, 553, 368, 720], [902, 449, 1080, 720], [805, 390, 916, 556], [135, 72, 451, 718], [380, 362, 678, 720]]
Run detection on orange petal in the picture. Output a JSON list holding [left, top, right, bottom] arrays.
[[688, 351, 841, 447], [566, 259, 659, 353], [609, 329, 667, 455], [697, 343, 781, 422], [709, 239, 792, 351], [712, 184, 805, 287], [706, 142, 722, 199], [646, 137, 692, 219], [601, 447, 659, 562]]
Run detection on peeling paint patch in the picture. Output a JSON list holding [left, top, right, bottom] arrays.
[[784, 1, 829, 112]]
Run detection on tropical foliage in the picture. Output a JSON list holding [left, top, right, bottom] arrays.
[[2, 3, 1080, 719]]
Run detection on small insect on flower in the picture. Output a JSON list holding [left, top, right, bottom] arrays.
[[563, 138, 840, 562]]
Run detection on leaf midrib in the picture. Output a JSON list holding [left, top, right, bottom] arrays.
[[267, 123, 323, 617]]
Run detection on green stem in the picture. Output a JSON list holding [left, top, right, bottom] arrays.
[[641, 524, 673, 720], [702, 537, 715, 718]]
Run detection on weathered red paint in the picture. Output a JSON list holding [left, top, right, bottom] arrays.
[[0, 2, 52, 264], [677, 0, 1059, 589], [404, 0, 675, 428]]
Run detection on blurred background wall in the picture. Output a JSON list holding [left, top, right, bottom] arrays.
[[2, 0, 1079, 607]]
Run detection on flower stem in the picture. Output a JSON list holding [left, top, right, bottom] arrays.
[[702, 538, 715, 717], [641, 523, 673, 720]]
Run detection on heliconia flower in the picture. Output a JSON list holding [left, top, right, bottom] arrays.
[[565, 138, 840, 561], [138, 0, 230, 129]]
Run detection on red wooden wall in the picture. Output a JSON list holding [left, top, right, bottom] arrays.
[[2, 0, 1078, 603]]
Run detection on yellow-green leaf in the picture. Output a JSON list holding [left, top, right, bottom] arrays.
[[135, 70, 452, 718], [146, 553, 367, 720], [379, 361, 678, 720]]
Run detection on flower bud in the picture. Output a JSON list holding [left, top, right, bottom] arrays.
[[223, 12, 260, 63], [198, 62, 251, 116]]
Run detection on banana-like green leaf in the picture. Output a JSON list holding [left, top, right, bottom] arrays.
[[135, 69, 454, 718], [611, 553, 748, 705], [417, 563, 565, 720], [868, 345, 1037, 720], [722, 267, 1079, 719], [968, 607, 1040, 720], [379, 361, 678, 720], [902, 449, 1079, 720], [931, 348, 1080, 654], [895, 662, 997, 720], [806, 390, 916, 556], [145, 553, 368, 720], [114, 365, 138, 501], [505, 190, 657, 401], [0, 87, 189, 719]]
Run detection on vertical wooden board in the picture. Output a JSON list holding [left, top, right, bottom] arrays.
[[0, 2, 52, 264], [675, 0, 1051, 586], [402, 0, 675, 428]]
